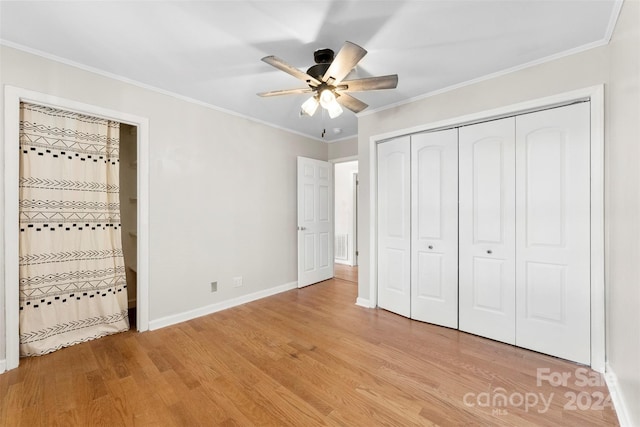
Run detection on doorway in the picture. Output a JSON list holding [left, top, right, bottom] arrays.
[[333, 160, 358, 267], [3, 86, 150, 371]]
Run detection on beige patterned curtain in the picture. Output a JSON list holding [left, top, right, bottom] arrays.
[[18, 102, 129, 356]]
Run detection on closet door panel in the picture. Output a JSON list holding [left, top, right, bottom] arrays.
[[515, 103, 591, 364], [459, 117, 516, 344], [377, 136, 411, 317], [411, 129, 458, 328]]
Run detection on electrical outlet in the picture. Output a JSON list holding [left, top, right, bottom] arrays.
[[210, 281, 217, 292], [233, 276, 243, 288]]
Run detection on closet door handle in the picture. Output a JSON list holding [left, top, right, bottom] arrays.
[[428, 245, 433, 250], [487, 250, 492, 254]]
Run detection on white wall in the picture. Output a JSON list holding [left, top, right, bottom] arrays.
[[328, 137, 357, 160], [605, 1, 640, 424], [357, 2, 639, 424], [0, 45, 327, 362], [334, 161, 358, 266]]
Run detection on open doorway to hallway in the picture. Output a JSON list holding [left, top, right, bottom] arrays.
[[334, 160, 358, 268]]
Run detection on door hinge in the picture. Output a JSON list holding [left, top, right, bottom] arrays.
[[356, 251, 359, 256]]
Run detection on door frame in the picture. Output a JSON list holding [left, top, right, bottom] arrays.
[[352, 171, 358, 267], [368, 85, 605, 372], [3, 86, 151, 371]]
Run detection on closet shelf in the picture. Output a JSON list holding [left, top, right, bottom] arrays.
[[129, 197, 137, 203], [129, 231, 137, 238]]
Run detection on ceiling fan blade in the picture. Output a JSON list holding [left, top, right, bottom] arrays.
[[339, 74, 398, 92], [322, 41, 367, 85], [261, 56, 321, 86], [257, 87, 314, 97], [336, 93, 368, 113]]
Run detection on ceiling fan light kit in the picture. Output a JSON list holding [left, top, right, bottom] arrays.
[[258, 41, 398, 120], [300, 96, 319, 117], [319, 88, 343, 118], [319, 88, 336, 109], [327, 100, 344, 119]]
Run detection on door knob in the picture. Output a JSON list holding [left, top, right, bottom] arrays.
[[298, 226, 306, 231], [487, 250, 492, 254], [428, 245, 433, 250]]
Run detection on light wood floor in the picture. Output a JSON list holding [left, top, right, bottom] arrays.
[[1, 279, 618, 426], [334, 263, 358, 283]]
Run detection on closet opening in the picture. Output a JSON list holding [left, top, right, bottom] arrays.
[[3, 86, 150, 371], [368, 85, 605, 372]]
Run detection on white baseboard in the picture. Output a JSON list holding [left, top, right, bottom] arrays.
[[148, 281, 298, 331], [0, 359, 6, 374], [605, 363, 633, 426], [356, 297, 371, 308], [334, 259, 351, 265]]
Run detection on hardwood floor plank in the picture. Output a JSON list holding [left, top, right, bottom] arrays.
[[1, 383, 23, 425], [252, 381, 328, 426], [85, 369, 109, 401], [86, 395, 126, 426], [334, 263, 358, 283], [209, 376, 289, 426], [52, 408, 83, 426], [166, 400, 201, 426], [104, 378, 140, 425], [0, 278, 619, 426]]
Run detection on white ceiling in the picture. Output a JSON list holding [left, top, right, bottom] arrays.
[[0, 1, 621, 142]]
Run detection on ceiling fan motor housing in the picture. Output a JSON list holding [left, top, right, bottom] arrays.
[[314, 48, 334, 64], [307, 64, 330, 81], [307, 48, 335, 81]]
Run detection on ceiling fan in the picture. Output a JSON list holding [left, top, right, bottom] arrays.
[[258, 41, 398, 118]]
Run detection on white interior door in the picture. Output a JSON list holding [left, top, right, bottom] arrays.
[[411, 129, 458, 328], [459, 117, 516, 344], [515, 103, 591, 364], [377, 137, 411, 317], [297, 157, 333, 288]]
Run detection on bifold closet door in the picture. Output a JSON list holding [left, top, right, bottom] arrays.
[[411, 129, 458, 328], [515, 103, 591, 365], [377, 136, 411, 317], [459, 117, 516, 344]]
